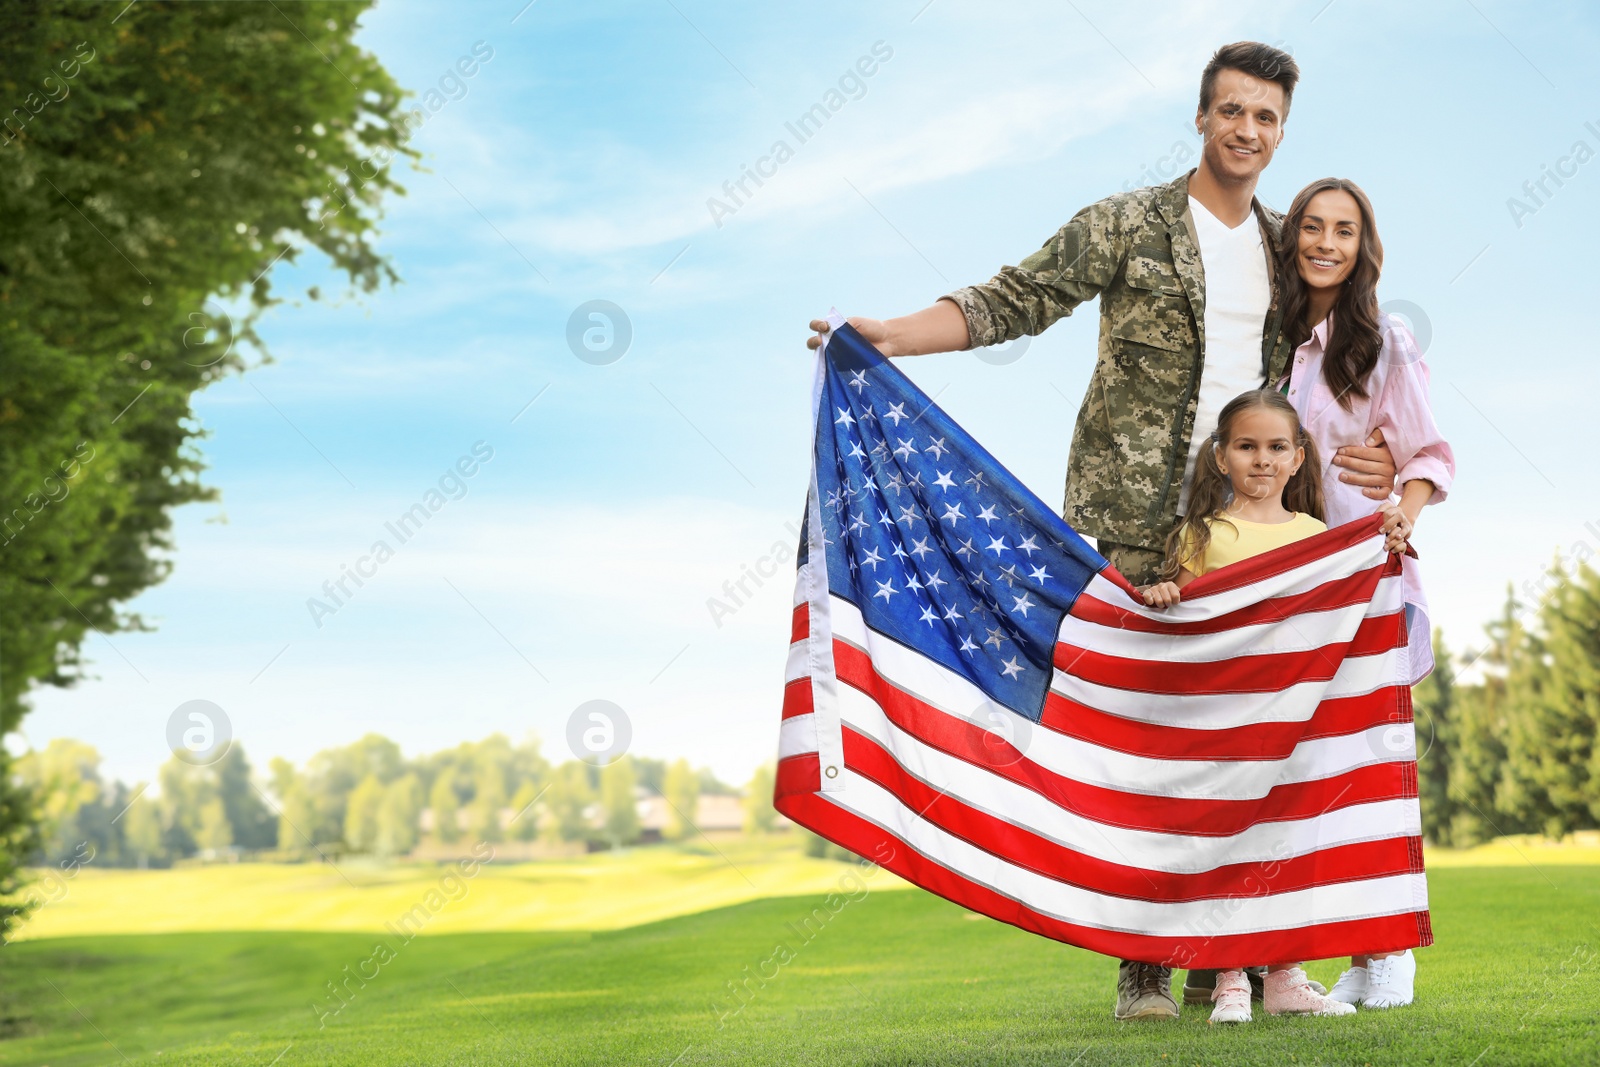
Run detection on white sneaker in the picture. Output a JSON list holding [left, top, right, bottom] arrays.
[[1327, 964, 1368, 1005], [1362, 950, 1416, 1008], [1264, 967, 1356, 1017], [1209, 969, 1253, 1024]]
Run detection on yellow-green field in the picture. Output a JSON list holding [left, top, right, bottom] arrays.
[[9, 835, 910, 941], [1420, 830, 1600, 867], [11, 832, 1597, 943]]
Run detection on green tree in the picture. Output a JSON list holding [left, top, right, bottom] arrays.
[[429, 772, 461, 844], [697, 768, 740, 795], [742, 764, 777, 835], [541, 762, 595, 845], [468, 765, 506, 844], [600, 757, 639, 848], [344, 774, 384, 853], [273, 771, 321, 859], [147, 744, 273, 860], [1414, 629, 1458, 845], [508, 779, 543, 842], [1448, 590, 1533, 845], [629, 756, 668, 796], [375, 773, 423, 858], [510, 736, 551, 802], [1501, 562, 1600, 837], [15, 738, 102, 863], [0, 776, 40, 936], [120, 787, 164, 868], [280, 734, 405, 849], [0, 3, 416, 919], [663, 759, 699, 842], [157, 755, 208, 858], [213, 744, 274, 851], [196, 797, 233, 855]]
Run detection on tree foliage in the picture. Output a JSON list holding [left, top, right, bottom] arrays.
[[663, 758, 698, 841], [600, 756, 639, 848], [1424, 564, 1600, 846], [0, 1, 416, 935], [742, 764, 776, 835]]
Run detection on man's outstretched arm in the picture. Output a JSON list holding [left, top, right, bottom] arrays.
[[807, 198, 1125, 359], [805, 299, 970, 359]]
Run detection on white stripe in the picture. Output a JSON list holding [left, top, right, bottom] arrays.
[[1060, 575, 1405, 664], [784, 639, 811, 684], [818, 592, 1412, 788], [823, 593, 1001, 719], [835, 629, 1414, 799], [818, 588, 1405, 736], [826, 769, 1427, 937], [779, 713, 819, 760], [1084, 534, 1390, 623], [803, 344, 846, 791], [838, 683, 1422, 872], [1049, 646, 1409, 730]]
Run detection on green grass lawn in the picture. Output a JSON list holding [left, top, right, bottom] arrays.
[[2, 860, 1597, 1066]]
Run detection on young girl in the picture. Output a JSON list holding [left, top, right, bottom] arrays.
[[1277, 177, 1456, 1011], [1139, 389, 1412, 1024]]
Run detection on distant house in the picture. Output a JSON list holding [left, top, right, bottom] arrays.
[[418, 789, 787, 844], [635, 792, 749, 837]]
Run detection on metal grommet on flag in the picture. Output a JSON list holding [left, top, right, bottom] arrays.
[[824, 765, 839, 779]]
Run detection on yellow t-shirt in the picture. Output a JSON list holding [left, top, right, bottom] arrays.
[[1176, 512, 1327, 576]]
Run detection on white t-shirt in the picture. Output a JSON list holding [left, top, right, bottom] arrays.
[[1176, 195, 1272, 514]]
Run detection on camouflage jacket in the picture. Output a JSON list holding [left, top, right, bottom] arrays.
[[941, 170, 1296, 551]]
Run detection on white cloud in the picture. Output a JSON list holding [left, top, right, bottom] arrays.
[[377, 0, 1288, 258]]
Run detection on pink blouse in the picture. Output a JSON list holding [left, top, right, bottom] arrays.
[[1282, 313, 1457, 682]]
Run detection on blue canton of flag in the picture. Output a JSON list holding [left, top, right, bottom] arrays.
[[804, 321, 1107, 724]]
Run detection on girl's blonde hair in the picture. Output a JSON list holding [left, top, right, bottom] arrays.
[[1160, 390, 1326, 581]]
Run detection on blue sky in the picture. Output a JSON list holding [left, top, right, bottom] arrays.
[[21, 0, 1600, 789]]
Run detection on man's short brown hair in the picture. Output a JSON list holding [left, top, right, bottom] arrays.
[[1199, 42, 1299, 119]]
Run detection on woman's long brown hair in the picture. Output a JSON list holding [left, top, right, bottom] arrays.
[[1160, 390, 1325, 581], [1278, 177, 1385, 411]]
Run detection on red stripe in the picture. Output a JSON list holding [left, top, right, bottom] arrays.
[[1052, 610, 1407, 696], [774, 753, 820, 798], [1040, 687, 1412, 761], [781, 677, 814, 720], [790, 602, 809, 645], [774, 789, 1431, 968], [843, 726, 1423, 902], [1070, 561, 1388, 636], [1178, 514, 1394, 600], [832, 639, 1416, 837]]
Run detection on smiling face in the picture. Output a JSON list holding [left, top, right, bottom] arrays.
[[1195, 67, 1285, 186], [1295, 188, 1363, 292], [1216, 405, 1304, 504]]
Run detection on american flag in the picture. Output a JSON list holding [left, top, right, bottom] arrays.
[[774, 319, 1432, 968]]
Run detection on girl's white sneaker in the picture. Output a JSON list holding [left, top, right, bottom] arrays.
[[1264, 966, 1356, 1016], [1209, 969, 1253, 1024], [1327, 964, 1369, 1005], [1362, 950, 1416, 1008]]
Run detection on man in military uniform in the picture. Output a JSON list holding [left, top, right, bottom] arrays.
[[807, 42, 1398, 1020]]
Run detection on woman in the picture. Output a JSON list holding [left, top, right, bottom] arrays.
[[1278, 176, 1456, 1010]]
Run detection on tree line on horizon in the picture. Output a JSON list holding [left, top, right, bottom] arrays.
[[1415, 563, 1600, 846], [14, 558, 1599, 879], [14, 732, 772, 873]]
